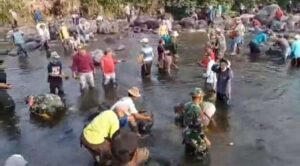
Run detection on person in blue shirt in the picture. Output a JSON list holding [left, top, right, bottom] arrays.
[[11, 28, 28, 56], [248, 30, 272, 57], [290, 35, 300, 67], [207, 5, 214, 26], [33, 8, 43, 23]]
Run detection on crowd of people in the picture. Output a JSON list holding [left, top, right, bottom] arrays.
[[3, 1, 300, 166]]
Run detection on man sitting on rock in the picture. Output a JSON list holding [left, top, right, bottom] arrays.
[[25, 94, 65, 119]]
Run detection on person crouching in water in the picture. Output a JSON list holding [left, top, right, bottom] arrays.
[[111, 87, 152, 134], [212, 59, 233, 105], [290, 34, 300, 67], [248, 30, 272, 58], [273, 34, 291, 62], [25, 94, 65, 119], [139, 38, 154, 78], [47, 52, 65, 96], [80, 105, 133, 165], [111, 129, 150, 166]]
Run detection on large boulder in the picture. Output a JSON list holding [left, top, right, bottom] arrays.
[[284, 14, 300, 31], [178, 17, 196, 29], [172, 23, 182, 32], [91, 49, 104, 64], [97, 20, 120, 34], [131, 15, 159, 30], [254, 4, 287, 26], [240, 14, 255, 25], [116, 19, 130, 32]]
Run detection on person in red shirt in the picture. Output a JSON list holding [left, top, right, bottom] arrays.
[[199, 46, 216, 69], [275, 8, 284, 21], [251, 18, 261, 28], [72, 45, 95, 92], [100, 48, 123, 86]]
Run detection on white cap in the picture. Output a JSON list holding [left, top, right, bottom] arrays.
[[96, 16, 103, 21], [215, 28, 222, 32], [5, 154, 28, 166], [294, 34, 300, 40], [172, 31, 179, 37], [140, 38, 149, 43]]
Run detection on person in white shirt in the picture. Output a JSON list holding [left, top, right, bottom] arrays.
[[36, 23, 50, 54], [124, 3, 131, 22], [9, 9, 18, 27], [111, 87, 152, 132], [203, 54, 217, 92]]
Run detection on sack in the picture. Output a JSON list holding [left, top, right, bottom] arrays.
[[229, 31, 238, 39]]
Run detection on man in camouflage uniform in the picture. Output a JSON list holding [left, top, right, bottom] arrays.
[[181, 88, 211, 160], [25, 94, 65, 116], [182, 87, 206, 127], [182, 120, 210, 160]]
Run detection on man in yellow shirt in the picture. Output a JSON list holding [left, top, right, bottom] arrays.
[[158, 20, 169, 37], [59, 23, 70, 51], [80, 105, 130, 164]]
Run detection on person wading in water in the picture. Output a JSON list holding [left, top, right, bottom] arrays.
[[138, 38, 154, 79]]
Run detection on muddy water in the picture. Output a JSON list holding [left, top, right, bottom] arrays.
[[1, 32, 300, 166]]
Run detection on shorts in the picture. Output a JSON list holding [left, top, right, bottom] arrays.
[[249, 41, 260, 54]]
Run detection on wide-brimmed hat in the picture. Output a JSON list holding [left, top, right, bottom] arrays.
[[190, 87, 205, 97], [140, 38, 149, 43], [128, 87, 141, 97], [50, 51, 60, 59]]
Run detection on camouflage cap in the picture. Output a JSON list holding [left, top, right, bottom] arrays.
[[190, 87, 205, 97]]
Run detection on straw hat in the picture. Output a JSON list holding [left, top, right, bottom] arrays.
[[140, 38, 149, 43], [128, 87, 141, 97]]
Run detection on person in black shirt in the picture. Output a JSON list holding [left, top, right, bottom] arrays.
[[0, 60, 15, 111], [287, 1, 294, 14], [47, 52, 65, 96]]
